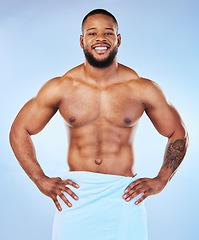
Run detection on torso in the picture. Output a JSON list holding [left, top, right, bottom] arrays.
[[57, 63, 146, 177]]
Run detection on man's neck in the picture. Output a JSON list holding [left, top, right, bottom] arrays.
[[83, 59, 119, 86]]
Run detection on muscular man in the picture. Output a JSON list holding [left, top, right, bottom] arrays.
[[10, 9, 188, 240]]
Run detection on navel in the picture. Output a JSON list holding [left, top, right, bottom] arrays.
[[124, 118, 131, 124], [95, 159, 103, 165], [69, 117, 76, 123]]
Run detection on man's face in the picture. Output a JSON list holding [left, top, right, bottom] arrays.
[[80, 14, 121, 68]]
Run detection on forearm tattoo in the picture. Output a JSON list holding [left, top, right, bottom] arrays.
[[163, 139, 186, 174]]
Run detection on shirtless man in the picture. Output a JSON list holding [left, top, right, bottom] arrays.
[[9, 9, 188, 240]]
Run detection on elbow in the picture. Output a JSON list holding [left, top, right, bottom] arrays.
[[9, 122, 30, 148], [171, 123, 189, 150], [180, 120, 189, 149], [9, 123, 15, 147], [169, 120, 188, 140], [9, 123, 19, 149], [184, 127, 189, 150]]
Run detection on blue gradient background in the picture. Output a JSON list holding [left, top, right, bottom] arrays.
[[1, 0, 198, 239]]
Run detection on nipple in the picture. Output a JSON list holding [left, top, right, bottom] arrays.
[[69, 117, 76, 123], [95, 159, 102, 165], [124, 118, 131, 124]]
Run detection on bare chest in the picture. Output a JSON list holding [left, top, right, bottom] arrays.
[[59, 83, 145, 128]]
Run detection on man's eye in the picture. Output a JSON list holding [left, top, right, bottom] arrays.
[[105, 32, 113, 35], [89, 33, 96, 35]]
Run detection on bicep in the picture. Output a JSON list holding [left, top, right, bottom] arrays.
[[12, 97, 58, 135], [145, 102, 183, 137], [143, 81, 185, 138]]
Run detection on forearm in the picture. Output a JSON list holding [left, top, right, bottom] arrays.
[[9, 127, 46, 183], [157, 130, 189, 184]]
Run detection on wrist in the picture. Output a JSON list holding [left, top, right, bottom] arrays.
[[154, 175, 169, 187], [31, 171, 47, 184]]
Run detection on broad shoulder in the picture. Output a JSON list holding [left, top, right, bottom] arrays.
[[36, 76, 64, 99], [33, 77, 64, 107], [138, 77, 168, 108], [118, 64, 162, 91], [37, 64, 84, 98], [136, 77, 161, 90], [117, 66, 168, 106], [138, 77, 165, 95], [118, 64, 159, 90]]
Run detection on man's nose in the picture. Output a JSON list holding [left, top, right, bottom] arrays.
[[95, 33, 107, 42]]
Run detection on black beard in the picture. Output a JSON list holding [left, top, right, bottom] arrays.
[[83, 46, 118, 68]]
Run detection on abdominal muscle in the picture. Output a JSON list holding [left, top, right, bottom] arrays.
[[66, 123, 137, 177]]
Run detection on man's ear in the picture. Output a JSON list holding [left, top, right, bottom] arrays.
[[117, 34, 121, 47], [80, 35, 84, 49]]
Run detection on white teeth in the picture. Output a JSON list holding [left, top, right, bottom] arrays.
[[94, 47, 107, 50]]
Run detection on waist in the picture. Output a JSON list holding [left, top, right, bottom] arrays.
[[57, 171, 141, 213], [66, 170, 137, 182], [59, 170, 138, 195]]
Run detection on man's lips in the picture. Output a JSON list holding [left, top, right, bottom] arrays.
[[91, 44, 111, 54], [94, 46, 108, 50]]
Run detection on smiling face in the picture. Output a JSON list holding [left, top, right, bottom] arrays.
[[80, 14, 121, 68]]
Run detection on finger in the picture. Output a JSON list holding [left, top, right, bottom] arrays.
[[52, 195, 63, 211], [59, 185, 79, 200], [123, 185, 143, 200], [62, 179, 80, 188], [135, 193, 147, 205], [124, 179, 142, 193], [59, 192, 73, 207], [63, 187, 79, 200], [123, 183, 143, 197]]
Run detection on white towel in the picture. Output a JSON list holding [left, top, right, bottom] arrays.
[[52, 171, 148, 240]]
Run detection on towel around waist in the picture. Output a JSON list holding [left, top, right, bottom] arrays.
[[53, 171, 148, 240], [58, 171, 139, 210]]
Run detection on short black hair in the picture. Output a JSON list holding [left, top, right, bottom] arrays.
[[81, 9, 118, 34]]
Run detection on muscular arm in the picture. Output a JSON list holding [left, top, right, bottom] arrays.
[[9, 78, 79, 211], [123, 79, 188, 204], [144, 80, 188, 183], [9, 80, 59, 182]]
